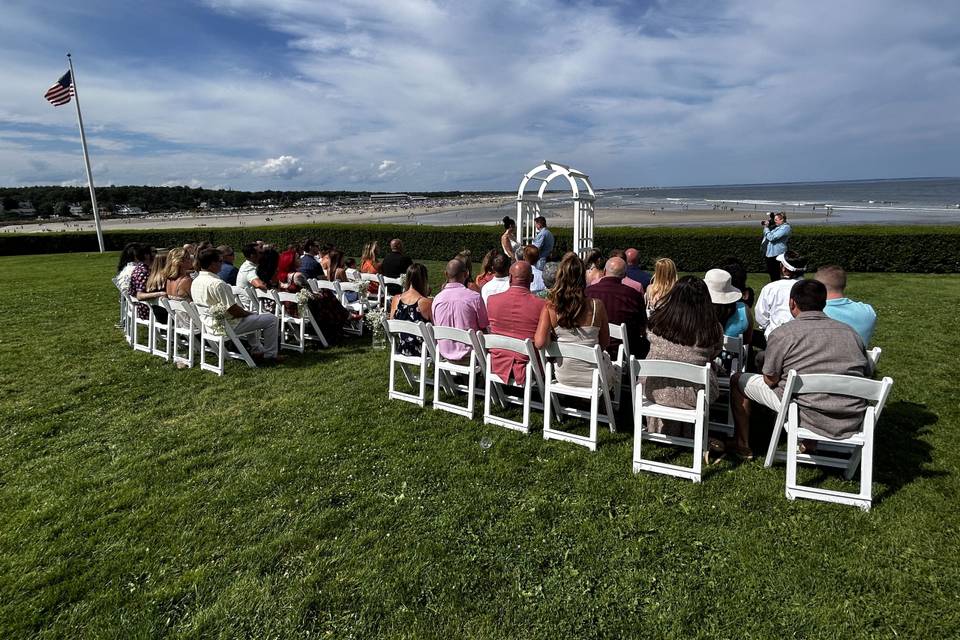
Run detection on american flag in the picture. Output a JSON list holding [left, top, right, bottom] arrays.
[[44, 70, 74, 106]]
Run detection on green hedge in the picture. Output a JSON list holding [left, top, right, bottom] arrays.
[[1, 223, 958, 272]]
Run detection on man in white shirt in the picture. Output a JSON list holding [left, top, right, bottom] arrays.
[[481, 252, 511, 305], [522, 245, 546, 293], [755, 251, 808, 337], [235, 243, 269, 311], [192, 248, 283, 364]]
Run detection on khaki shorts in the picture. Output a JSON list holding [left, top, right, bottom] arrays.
[[738, 373, 781, 411]]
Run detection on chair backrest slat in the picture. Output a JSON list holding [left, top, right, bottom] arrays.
[[791, 372, 889, 401], [630, 358, 709, 385], [542, 341, 600, 364], [431, 325, 474, 344], [386, 319, 425, 339]]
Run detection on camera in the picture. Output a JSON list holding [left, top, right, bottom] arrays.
[[768, 211, 777, 225]]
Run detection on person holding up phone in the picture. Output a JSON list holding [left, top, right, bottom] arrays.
[[761, 211, 792, 282]]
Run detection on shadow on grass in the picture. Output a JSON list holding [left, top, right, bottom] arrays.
[[871, 400, 942, 505]]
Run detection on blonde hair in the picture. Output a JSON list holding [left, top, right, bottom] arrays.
[[163, 247, 190, 280], [646, 257, 678, 308], [146, 253, 169, 292], [361, 241, 379, 264]]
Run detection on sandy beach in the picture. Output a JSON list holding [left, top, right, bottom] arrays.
[[0, 196, 830, 235]]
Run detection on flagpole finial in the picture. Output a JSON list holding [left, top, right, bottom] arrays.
[[67, 52, 71, 58]]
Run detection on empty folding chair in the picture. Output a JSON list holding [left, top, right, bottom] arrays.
[[709, 334, 747, 437], [431, 326, 484, 419], [275, 291, 329, 352], [128, 294, 154, 354], [194, 302, 260, 376], [478, 334, 552, 434], [607, 322, 632, 410], [254, 288, 279, 316], [384, 318, 435, 407], [630, 357, 712, 482], [764, 370, 893, 511], [114, 280, 131, 342], [541, 342, 618, 451], [232, 285, 257, 312]]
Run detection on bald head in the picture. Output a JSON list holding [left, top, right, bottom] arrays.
[[509, 260, 533, 287], [625, 248, 639, 266], [445, 258, 466, 282], [390, 238, 403, 253], [605, 257, 626, 278]]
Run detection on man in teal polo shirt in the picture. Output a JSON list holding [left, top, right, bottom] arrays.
[[815, 265, 877, 345]]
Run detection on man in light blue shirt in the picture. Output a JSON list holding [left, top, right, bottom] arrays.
[[761, 212, 791, 282], [532, 216, 554, 271], [815, 265, 877, 345]]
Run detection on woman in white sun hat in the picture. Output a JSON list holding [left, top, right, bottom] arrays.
[[704, 268, 749, 339]]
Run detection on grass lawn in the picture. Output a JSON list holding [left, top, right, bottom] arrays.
[[1, 252, 958, 639]]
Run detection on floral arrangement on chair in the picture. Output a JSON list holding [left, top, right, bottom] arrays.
[[208, 303, 228, 336], [364, 307, 387, 349], [296, 289, 312, 317]]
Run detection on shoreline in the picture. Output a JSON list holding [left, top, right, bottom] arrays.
[[2, 197, 957, 235]]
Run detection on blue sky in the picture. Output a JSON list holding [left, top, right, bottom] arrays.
[[1, 0, 958, 190]]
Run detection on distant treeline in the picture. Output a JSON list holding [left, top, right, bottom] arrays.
[[0, 186, 510, 217]]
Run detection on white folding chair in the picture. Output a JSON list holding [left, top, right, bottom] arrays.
[[541, 342, 617, 451], [254, 288, 279, 316], [194, 303, 260, 376], [307, 278, 339, 296], [766, 370, 893, 511], [164, 299, 202, 368], [232, 285, 257, 312], [128, 294, 154, 354], [709, 334, 747, 437], [114, 279, 132, 342], [275, 291, 329, 352], [607, 322, 631, 410], [430, 326, 484, 419], [149, 299, 174, 361], [630, 358, 712, 482], [336, 281, 367, 336], [359, 273, 382, 309], [378, 274, 404, 308], [478, 334, 554, 434], [384, 318, 435, 407]]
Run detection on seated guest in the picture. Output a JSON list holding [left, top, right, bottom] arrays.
[[583, 248, 604, 287], [113, 242, 140, 295], [480, 252, 511, 305], [587, 256, 649, 358], [389, 263, 433, 356], [344, 258, 359, 282], [216, 244, 239, 285], [815, 265, 877, 345], [608, 249, 644, 293], [381, 238, 413, 295], [360, 241, 381, 295], [164, 248, 193, 301], [325, 249, 348, 282], [295, 239, 321, 279], [730, 279, 870, 459], [128, 244, 164, 321], [191, 248, 283, 364], [755, 250, 808, 337], [145, 251, 170, 323], [432, 258, 489, 362], [236, 243, 269, 311], [538, 261, 559, 299], [625, 248, 652, 289], [486, 261, 546, 384], [475, 249, 499, 289], [280, 253, 352, 339], [276, 242, 299, 284], [704, 269, 748, 338], [522, 245, 546, 293], [643, 276, 723, 435], [644, 257, 677, 314], [534, 252, 616, 388]]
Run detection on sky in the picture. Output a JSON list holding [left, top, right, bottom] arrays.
[[1, 0, 958, 191]]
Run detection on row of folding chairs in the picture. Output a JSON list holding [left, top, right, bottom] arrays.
[[383, 318, 891, 510]]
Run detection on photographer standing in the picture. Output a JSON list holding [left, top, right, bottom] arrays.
[[761, 211, 792, 282]]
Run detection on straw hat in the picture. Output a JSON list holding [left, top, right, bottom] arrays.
[[704, 269, 742, 304]]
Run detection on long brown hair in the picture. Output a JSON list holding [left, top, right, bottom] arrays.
[[405, 263, 429, 297], [146, 253, 168, 293], [549, 252, 588, 329], [163, 247, 190, 280], [648, 276, 722, 347]]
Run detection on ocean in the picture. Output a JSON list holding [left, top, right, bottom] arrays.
[[413, 177, 960, 227]]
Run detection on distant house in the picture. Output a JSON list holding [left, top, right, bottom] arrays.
[[116, 205, 144, 216], [296, 196, 327, 206], [69, 203, 84, 216]]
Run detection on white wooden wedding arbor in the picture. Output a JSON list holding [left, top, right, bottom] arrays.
[[517, 160, 596, 257]]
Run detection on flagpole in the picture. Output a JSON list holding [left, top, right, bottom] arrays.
[[66, 53, 105, 253]]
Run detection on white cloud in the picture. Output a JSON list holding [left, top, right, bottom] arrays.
[[1, 1, 959, 188], [244, 155, 303, 179]]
